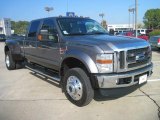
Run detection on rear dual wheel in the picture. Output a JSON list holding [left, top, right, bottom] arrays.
[[5, 51, 24, 70], [5, 51, 16, 70]]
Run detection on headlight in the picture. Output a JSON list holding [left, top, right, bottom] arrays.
[[96, 54, 113, 73]]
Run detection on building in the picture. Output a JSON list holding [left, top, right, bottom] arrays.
[[107, 24, 134, 34], [0, 18, 11, 36], [107, 24, 148, 35]]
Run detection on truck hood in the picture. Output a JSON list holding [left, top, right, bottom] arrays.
[[64, 35, 150, 53]]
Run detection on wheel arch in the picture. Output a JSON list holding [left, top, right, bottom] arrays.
[[60, 51, 99, 89], [60, 51, 98, 76], [4, 45, 10, 54]]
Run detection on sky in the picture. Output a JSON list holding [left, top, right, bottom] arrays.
[[0, 0, 160, 24]]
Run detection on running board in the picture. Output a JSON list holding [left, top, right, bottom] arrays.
[[25, 65, 60, 82]]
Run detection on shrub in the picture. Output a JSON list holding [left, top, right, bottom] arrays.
[[149, 30, 160, 37]]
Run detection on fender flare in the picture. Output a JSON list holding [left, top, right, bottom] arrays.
[[61, 50, 98, 73]]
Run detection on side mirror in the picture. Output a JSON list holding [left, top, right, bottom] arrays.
[[37, 33, 59, 43], [109, 29, 114, 35], [38, 34, 42, 41], [40, 29, 48, 35]]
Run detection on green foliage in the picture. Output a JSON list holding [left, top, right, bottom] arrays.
[[137, 23, 144, 29], [11, 21, 29, 35], [143, 9, 160, 29], [149, 30, 160, 37]]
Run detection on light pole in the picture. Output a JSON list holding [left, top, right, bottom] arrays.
[[135, 0, 138, 38], [128, 8, 135, 31], [99, 13, 105, 21], [99, 13, 106, 29], [128, 9, 131, 30], [45, 7, 54, 16], [132, 8, 135, 30]]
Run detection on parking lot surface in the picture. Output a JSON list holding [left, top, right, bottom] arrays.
[[0, 42, 160, 120]]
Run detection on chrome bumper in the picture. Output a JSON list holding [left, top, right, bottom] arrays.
[[96, 63, 153, 88], [151, 43, 160, 48]]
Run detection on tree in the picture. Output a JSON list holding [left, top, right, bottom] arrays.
[[143, 9, 160, 29], [137, 23, 144, 29], [11, 21, 29, 35]]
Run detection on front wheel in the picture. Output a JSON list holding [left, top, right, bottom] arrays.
[[63, 68, 94, 107]]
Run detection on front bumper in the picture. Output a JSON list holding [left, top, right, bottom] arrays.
[[94, 63, 153, 88], [151, 43, 160, 48]]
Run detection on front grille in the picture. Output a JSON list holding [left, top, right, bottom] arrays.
[[127, 47, 151, 68], [119, 51, 125, 69], [128, 59, 148, 68], [118, 47, 151, 71]]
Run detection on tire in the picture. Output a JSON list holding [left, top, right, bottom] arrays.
[[63, 68, 94, 107], [16, 61, 25, 69], [5, 51, 16, 70]]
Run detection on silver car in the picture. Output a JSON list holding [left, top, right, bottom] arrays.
[[149, 35, 160, 49]]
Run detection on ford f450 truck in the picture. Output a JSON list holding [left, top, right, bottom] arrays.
[[4, 17, 153, 106]]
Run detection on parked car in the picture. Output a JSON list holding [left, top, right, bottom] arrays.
[[149, 35, 160, 49], [137, 34, 149, 41], [118, 31, 134, 36], [118, 31, 149, 41], [0, 34, 6, 41], [4, 17, 153, 106]]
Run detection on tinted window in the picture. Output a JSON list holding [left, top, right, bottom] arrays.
[[40, 19, 57, 41], [41, 19, 56, 33], [28, 20, 40, 37]]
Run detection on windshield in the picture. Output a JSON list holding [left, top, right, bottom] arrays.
[[57, 18, 108, 36]]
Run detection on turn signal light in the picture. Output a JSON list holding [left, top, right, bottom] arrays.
[[96, 59, 112, 64]]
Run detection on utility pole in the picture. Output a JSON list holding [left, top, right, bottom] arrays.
[[135, 0, 138, 38]]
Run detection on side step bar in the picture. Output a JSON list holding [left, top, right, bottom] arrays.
[[25, 65, 60, 82]]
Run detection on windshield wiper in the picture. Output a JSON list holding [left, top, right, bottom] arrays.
[[68, 33, 87, 36], [88, 32, 108, 35]]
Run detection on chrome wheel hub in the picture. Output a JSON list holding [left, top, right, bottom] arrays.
[[5, 55, 10, 67], [66, 76, 83, 100]]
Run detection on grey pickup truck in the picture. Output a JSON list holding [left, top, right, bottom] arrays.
[[4, 17, 153, 106]]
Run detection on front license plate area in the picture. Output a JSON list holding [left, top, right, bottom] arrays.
[[139, 74, 147, 84]]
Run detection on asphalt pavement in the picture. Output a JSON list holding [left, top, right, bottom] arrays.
[[0, 42, 160, 120]]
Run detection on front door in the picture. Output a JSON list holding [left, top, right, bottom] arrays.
[[37, 19, 61, 71]]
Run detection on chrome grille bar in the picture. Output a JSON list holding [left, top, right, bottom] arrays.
[[118, 46, 151, 72]]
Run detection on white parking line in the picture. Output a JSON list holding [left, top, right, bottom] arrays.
[[148, 79, 160, 82]]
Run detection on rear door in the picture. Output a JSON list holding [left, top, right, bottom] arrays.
[[24, 20, 41, 62]]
